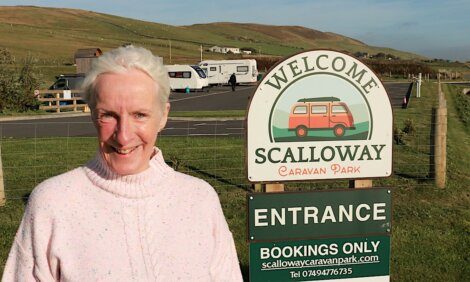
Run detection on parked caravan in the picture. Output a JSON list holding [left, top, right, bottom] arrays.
[[288, 97, 355, 137], [166, 65, 209, 91], [198, 59, 258, 85]]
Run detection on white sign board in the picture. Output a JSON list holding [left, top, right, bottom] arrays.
[[247, 50, 393, 182], [63, 90, 72, 99]]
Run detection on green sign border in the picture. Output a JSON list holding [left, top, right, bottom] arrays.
[[247, 188, 392, 242]]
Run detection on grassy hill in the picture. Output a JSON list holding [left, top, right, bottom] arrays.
[[0, 5, 424, 66]]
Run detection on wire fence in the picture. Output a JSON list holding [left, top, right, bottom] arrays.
[[0, 97, 440, 204]]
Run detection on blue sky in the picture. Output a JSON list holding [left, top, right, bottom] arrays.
[[2, 0, 469, 61]]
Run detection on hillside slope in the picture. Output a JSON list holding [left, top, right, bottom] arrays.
[[0, 6, 424, 64]]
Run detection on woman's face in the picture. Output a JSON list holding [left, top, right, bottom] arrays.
[[92, 68, 169, 175]]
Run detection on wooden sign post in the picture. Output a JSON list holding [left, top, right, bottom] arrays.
[[0, 146, 6, 206]]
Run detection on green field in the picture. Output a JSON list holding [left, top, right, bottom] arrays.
[[0, 6, 423, 61], [0, 87, 468, 278], [0, 6, 425, 87]]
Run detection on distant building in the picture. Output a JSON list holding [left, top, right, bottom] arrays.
[[209, 46, 240, 54], [242, 50, 252, 55], [74, 48, 102, 74], [209, 46, 222, 53]]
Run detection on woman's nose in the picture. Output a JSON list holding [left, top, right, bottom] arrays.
[[115, 117, 133, 146]]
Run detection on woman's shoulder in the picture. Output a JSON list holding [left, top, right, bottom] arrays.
[[27, 167, 86, 205]]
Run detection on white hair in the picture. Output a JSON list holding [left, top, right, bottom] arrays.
[[82, 45, 170, 110]]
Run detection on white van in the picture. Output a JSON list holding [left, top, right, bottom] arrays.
[[165, 65, 209, 91], [198, 59, 258, 85]]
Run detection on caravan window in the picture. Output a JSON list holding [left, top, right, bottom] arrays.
[[237, 66, 249, 73], [169, 72, 191, 78], [210, 67, 217, 71], [191, 66, 207, 78]]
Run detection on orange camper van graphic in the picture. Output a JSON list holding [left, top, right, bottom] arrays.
[[269, 78, 371, 143], [288, 97, 355, 138]]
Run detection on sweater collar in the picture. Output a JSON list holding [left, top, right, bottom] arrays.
[[83, 147, 174, 198]]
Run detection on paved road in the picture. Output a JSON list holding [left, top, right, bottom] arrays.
[[170, 85, 254, 111], [0, 82, 410, 138], [0, 119, 245, 138], [170, 82, 411, 111]]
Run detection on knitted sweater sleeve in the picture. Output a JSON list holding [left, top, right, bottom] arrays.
[[207, 188, 243, 281], [2, 183, 60, 281]]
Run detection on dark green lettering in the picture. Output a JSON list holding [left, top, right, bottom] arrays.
[[302, 56, 315, 72], [358, 146, 373, 160], [321, 146, 335, 161], [345, 62, 367, 84], [361, 77, 378, 94], [316, 54, 329, 70], [287, 60, 302, 78], [281, 147, 297, 163], [255, 148, 266, 164], [267, 147, 281, 163], [297, 147, 309, 162], [264, 66, 288, 90], [335, 145, 361, 161], [332, 56, 346, 72], [309, 146, 320, 162], [372, 144, 386, 160]]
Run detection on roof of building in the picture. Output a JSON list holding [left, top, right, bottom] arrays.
[[74, 48, 102, 59]]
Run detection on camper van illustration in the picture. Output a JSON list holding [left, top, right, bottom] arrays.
[[288, 97, 355, 138]]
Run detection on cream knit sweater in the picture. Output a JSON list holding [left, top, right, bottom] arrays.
[[2, 148, 243, 281]]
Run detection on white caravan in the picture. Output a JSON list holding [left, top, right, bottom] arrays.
[[165, 65, 209, 91], [198, 59, 258, 85]]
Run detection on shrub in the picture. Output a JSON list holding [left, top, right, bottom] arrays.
[[0, 49, 40, 113], [393, 126, 406, 145], [364, 59, 437, 78], [402, 118, 416, 135]]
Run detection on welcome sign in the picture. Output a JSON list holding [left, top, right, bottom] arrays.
[[247, 50, 393, 182]]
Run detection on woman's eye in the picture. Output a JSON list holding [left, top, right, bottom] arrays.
[[99, 113, 114, 121], [135, 113, 147, 119]]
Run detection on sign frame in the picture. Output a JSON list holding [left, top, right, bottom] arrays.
[[245, 49, 394, 183]]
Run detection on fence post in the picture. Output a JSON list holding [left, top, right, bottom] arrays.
[[265, 183, 284, 192], [253, 183, 285, 193], [55, 93, 61, 113], [349, 179, 373, 189], [0, 145, 5, 206], [254, 183, 263, 192], [434, 82, 447, 188], [417, 73, 422, 98]]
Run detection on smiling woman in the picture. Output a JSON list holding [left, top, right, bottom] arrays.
[[2, 46, 243, 281], [92, 69, 169, 175]]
